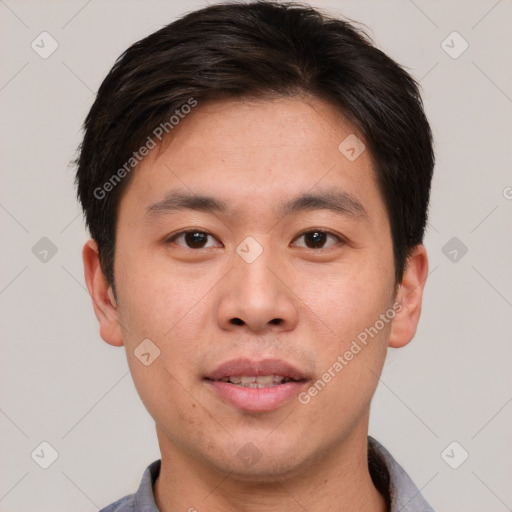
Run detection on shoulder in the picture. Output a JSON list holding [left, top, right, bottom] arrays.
[[98, 460, 161, 512], [98, 494, 135, 512]]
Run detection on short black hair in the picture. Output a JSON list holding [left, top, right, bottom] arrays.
[[75, 0, 434, 286]]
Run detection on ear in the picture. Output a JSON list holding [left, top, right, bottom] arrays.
[[82, 239, 124, 347], [388, 245, 429, 349]]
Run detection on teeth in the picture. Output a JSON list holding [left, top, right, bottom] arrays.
[[220, 375, 293, 388], [255, 375, 274, 384]]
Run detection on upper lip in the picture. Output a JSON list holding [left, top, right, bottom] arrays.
[[205, 358, 308, 381]]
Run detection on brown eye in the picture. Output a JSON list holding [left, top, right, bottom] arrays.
[[293, 230, 342, 249], [168, 231, 221, 249]]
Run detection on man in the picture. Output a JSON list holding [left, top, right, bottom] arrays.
[[76, 1, 435, 510]]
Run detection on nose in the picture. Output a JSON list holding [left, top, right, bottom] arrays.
[[215, 245, 300, 333]]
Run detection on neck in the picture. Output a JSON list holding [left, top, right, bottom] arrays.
[[154, 425, 387, 512]]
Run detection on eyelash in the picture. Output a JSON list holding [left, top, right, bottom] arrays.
[[165, 229, 345, 250]]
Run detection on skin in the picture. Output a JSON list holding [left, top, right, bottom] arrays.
[[83, 96, 428, 512]]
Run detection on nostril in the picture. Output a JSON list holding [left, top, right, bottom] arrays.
[[229, 318, 282, 326]]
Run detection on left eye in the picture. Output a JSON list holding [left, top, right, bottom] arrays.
[[292, 230, 342, 249]]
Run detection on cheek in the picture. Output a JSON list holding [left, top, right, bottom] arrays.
[[128, 358, 206, 447], [297, 258, 394, 405], [307, 261, 394, 340], [299, 309, 391, 429], [119, 273, 206, 410], [115, 247, 207, 342]]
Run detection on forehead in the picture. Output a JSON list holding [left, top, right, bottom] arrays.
[[122, 96, 381, 217], [163, 95, 365, 156]]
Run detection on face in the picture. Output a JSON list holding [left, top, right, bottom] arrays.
[[85, 96, 426, 481]]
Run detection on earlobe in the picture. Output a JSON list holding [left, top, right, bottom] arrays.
[[82, 239, 124, 347], [388, 245, 429, 349]]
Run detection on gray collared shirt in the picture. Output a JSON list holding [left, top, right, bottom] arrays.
[[99, 436, 434, 511]]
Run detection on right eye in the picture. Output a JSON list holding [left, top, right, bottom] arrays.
[[165, 230, 222, 249]]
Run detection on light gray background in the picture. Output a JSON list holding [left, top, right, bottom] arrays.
[[1, 1, 511, 511]]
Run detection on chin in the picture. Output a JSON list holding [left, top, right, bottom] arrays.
[[207, 438, 313, 483]]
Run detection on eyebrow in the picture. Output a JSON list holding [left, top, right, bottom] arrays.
[[145, 189, 368, 220]]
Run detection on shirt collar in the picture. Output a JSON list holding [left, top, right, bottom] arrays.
[[368, 436, 435, 511]]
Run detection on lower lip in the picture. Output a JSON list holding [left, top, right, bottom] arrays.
[[205, 380, 306, 412]]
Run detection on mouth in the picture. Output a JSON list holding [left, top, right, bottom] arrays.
[[211, 375, 303, 388], [204, 358, 309, 412]]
